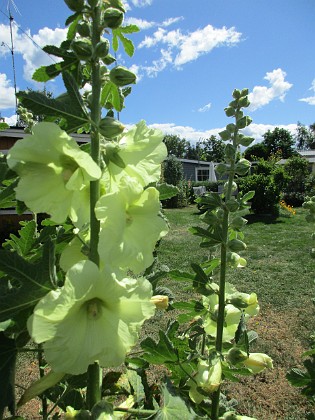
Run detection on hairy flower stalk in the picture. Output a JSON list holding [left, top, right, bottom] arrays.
[[87, 3, 103, 408], [211, 94, 251, 420]]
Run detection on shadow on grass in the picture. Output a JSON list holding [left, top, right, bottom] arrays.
[[245, 213, 284, 225]]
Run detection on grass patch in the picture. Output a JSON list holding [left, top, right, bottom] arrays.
[[157, 205, 315, 419]]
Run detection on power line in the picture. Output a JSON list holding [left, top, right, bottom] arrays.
[[0, 7, 58, 64]]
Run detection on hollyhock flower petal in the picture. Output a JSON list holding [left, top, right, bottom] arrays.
[[102, 120, 167, 190], [188, 359, 222, 403], [7, 122, 101, 225], [96, 179, 168, 274], [27, 260, 155, 375]]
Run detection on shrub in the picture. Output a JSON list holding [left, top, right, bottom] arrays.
[[281, 191, 305, 207], [162, 155, 189, 208], [237, 174, 280, 216]]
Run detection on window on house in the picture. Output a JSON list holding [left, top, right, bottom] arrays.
[[196, 168, 209, 181]]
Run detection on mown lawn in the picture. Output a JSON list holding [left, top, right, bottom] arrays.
[[156, 205, 315, 419]]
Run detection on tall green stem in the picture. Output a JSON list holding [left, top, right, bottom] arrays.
[[211, 128, 238, 420], [87, 3, 102, 409]]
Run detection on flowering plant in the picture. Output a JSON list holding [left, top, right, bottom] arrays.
[[0, 2, 272, 419]]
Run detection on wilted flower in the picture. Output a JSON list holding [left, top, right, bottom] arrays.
[[227, 348, 273, 374], [7, 122, 101, 225], [151, 295, 169, 310], [243, 353, 273, 373], [95, 179, 168, 274], [27, 260, 155, 375], [188, 359, 222, 403], [102, 120, 167, 190]]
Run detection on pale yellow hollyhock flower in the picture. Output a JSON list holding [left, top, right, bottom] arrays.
[[7, 122, 101, 225], [219, 412, 257, 420], [102, 120, 167, 191], [96, 178, 168, 274], [188, 359, 222, 403], [27, 260, 155, 375]]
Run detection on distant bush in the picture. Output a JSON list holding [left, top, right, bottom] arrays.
[[237, 174, 280, 216], [281, 191, 305, 207], [162, 156, 189, 208]]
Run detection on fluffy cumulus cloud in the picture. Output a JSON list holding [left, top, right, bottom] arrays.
[[144, 122, 298, 145], [299, 79, 315, 106], [137, 24, 242, 77], [0, 23, 67, 83], [0, 74, 17, 110], [248, 68, 293, 111]]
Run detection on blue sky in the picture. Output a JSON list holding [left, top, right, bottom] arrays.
[[0, 0, 314, 144]]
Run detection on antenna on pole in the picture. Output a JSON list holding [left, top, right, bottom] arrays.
[[5, 0, 21, 125]]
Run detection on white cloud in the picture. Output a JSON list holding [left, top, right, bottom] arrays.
[[0, 24, 67, 82], [131, 0, 153, 7], [0, 74, 17, 110], [125, 16, 183, 30], [198, 103, 211, 113], [299, 79, 315, 105], [4, 113, 18, 126], [140, 122, 298, 145], [138, 24, 241, 76], [248, 68, 293, 111]]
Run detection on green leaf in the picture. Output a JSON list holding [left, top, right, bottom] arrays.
[[67, 14, 81, 40], [242, 191, 255, 202], [112, 28, 135, 57], [154, 382, 195, 420], [62, 72, 88, 118], [169, 270, 195, 282], [0, 122, 9, 131], [3, 220, 37, 257], [32, 57, 79, 83], [127, 369, 145, 404], [91, 401, 114, 419], [42, 45, 76, 60], [0, 178, 18, 209], [17, 90, 89, 132], [287, 368, 312, 387], [0, 333, 17, 418], [120, 24, 140, 34], [141, 330, 178, 364], [0, 246, 55, 322], [156, 183, 178, 200]]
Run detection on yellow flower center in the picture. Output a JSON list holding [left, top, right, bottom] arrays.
[[85, 298, 103, 320]]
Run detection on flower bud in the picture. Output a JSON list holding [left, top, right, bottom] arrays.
[[64, 0, 84, 12], [216, 162, 231, 175], [104, 0, 126, 12], [227, 252, 247, 268], [238, 96, 250, 107], [76, 22, 91, 38], [225, 199, 239, 212], [235, 158, 251, 176], [230, 216, 247, 230], [94, 40, 110, 58], [228, 292, 258, 310], [109, 66, 136, 87], [103, 7, 124, 29], [232, 89, 241, 99], [224, 106, 235, 117], [102, 53, 116, 65], [240, 88, 249, 97], [88, 0, 99, 7], [227, 348, 248, 365], [236, 116, 252, 129], [228, 239, 247, 252], [188, 359, 222, 403], [99, 117, 125, 138], [71, 39, 93, 60], [151, 295, 169, 310], [236, 134, 254, 147]]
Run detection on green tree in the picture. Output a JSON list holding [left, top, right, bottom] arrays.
[[200, 135, 225, 162], [162, 155, 188, 207], [262, 127, 296, 159], [163, 134, 188, 158], [295, 122, 315, 150], [243, 142, 268, 161]]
